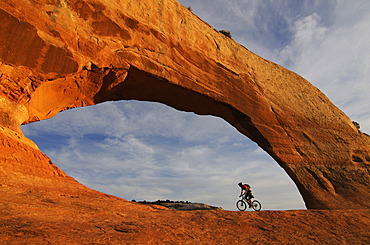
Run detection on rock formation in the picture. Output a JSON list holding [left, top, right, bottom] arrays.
[[137, 200, 223, 211], [0, 0, 369, 216]]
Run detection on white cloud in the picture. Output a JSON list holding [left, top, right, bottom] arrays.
[[24, 100, 241, 143], [279, 13, 328, 66]]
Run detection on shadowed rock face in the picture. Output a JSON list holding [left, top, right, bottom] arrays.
[[0, 0, 369, 210]]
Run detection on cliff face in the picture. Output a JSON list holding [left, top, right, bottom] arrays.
[[0, 0, 369, 214]]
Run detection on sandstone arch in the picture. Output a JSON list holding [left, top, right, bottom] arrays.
[[0, 0, 369, 210]]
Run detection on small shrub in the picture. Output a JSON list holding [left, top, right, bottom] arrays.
[[187, 6, 192, 12], [352, 121, 360, 130], [219, 29, 232, 39]]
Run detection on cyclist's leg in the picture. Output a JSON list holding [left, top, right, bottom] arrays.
[[243, 193, 248, 200], [246, 192, 253, 207], [245, 195, 251, 207]]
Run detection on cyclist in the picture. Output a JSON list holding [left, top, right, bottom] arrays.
[[238, 182, 254, 206]]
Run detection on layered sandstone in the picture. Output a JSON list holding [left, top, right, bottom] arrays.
[[0, 0, 369, 218]]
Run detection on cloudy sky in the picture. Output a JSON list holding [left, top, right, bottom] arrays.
[[22, 0, 370, 211]]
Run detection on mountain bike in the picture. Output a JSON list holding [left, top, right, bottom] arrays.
[[236, 195, 262, 211]]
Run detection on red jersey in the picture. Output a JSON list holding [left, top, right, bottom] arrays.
[[241, 184, 250, 191]]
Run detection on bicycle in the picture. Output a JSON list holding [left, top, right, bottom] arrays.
[[236, 195, 262, 211]]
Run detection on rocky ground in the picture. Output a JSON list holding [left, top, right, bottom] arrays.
[[1, 173, 369, 244]]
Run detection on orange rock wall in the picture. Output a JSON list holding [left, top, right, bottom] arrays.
[[0, 0, 369, 209]]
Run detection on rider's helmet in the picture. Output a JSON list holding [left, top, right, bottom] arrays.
[[238, 182, 242, 186]]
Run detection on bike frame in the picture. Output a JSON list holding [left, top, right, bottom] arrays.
[[237, 195, 261, 211]]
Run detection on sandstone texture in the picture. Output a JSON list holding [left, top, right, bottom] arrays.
[[1, 176, 369, 244], [0, 0, 369, 243]]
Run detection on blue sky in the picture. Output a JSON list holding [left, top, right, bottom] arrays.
[[22, 0, 370, 211]]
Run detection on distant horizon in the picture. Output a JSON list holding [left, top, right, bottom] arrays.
[[22, 0, 370, 211]]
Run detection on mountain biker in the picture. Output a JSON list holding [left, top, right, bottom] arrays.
[[238, 182, 254, 205]]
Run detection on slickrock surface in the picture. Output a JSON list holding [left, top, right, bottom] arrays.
[[1, 132, 369, 244], [0, 0, 369, 243], [1, 180, 369, 244]]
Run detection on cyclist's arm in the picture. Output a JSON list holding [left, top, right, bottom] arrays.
[[239, 189, 245, 197]]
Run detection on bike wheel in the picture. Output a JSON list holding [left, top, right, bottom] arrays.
[[236, 200, 247, 211], [251, 200, 262, 211]]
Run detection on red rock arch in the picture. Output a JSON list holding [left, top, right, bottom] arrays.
[[0, 0, 369, 209]]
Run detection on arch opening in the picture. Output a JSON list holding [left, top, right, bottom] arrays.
[[22, 100, 306, 211]]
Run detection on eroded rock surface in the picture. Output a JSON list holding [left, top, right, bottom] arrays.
[[0, 0, 369, 216]]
